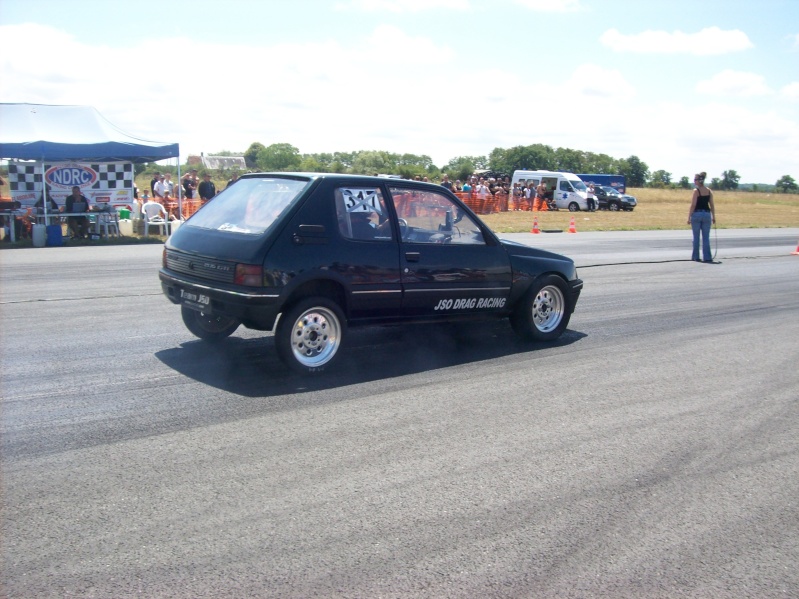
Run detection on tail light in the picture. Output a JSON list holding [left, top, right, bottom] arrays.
[[235, 264, 263, 286]]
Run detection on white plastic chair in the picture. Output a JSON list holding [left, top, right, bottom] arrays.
[[143, 213, 168, 237]]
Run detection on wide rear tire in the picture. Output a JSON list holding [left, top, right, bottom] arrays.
[[275, 297, 347, 374], [181, 306, 240, 342]]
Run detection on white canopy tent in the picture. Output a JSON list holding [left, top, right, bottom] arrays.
[[0, 103, 180, 220]]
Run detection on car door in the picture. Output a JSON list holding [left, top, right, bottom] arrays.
[[331, 183, 403, 319], [386, 186, 512, 318]]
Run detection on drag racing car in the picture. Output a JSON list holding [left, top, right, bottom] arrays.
[[159, 173, 583, 374]]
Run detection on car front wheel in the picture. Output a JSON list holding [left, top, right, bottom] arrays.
[[568, 202, 580, 212], [510, 275, 571, 341], [275, 297, 346, 374], [181, 306, 240, 342]]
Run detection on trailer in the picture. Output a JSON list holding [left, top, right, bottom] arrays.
[[577, 174, 626, 193]]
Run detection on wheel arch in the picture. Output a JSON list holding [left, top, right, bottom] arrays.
[[281, 277, 348, 319]]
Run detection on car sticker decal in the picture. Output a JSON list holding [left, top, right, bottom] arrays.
[[342, 188, 382, 214]]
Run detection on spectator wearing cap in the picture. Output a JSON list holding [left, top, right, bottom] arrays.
[[153, 174, 168, 200], [182, 169, 198, 200], [198, 173, 217, 202]]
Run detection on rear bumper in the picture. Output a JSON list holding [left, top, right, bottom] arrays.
[[159, 269, 282, 327]]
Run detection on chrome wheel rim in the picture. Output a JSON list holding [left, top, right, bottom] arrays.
[[532, 285, 565, 333], [289, 307, 341, 368]]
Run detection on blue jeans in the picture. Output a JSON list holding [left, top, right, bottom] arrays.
[[691, 211, 712, 261]]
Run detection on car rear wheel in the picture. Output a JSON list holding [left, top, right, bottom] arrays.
[[275, 297, 346, 374], [609, 202, 620, 211], [181, 306, 240, 342], [510, 275, 571, 341]]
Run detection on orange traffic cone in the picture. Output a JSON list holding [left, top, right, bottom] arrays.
[[531, 216, 540, 234], [567, 215, 577, 234], [792, 239, 799, 255]]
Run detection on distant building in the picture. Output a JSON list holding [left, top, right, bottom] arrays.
[[188, 154, 246, 171]]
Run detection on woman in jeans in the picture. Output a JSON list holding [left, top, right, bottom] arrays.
[[687, 171, 716, 262]]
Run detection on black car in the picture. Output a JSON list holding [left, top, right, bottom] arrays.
[[160, 174, 583, 373], [594, 186, 637, 211]]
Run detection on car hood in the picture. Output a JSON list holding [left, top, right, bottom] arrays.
[[499, 238, 574, 264]]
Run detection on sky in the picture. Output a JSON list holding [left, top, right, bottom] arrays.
[[1, 0, 797, 184]]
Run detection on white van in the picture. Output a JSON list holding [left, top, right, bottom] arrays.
[[511, 170, 590, 211]]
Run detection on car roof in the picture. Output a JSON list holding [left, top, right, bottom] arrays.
[[239, 172, 445, 191]]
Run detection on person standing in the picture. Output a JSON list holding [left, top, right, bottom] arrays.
[[163, 173, 175, 196], [687, 171, 716, 262], [474, 178, 491, 214], [226, 172, 240, 189], [150, 172, 160, 196], [182, 169, 198, 200], [534, 180, 547, 211], [153, 174, 167, 199], [587, 183, 597, 211], [64, 185, 90, 238], [198, 173, 217, 202], [440, 174, 454, 191]]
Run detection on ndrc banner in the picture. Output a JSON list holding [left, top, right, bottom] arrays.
[[8, 161, 135, 208]]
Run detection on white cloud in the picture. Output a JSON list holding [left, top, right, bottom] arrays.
[[567, 64, 636, 99], [513, 0, 583, 12], [1, 22, 795, 183], [335, 0, 471, 12], [600, 26, 753, 55], [696, 70, 773, 97], [781, 82, 799, 100], [361, 25, 456, 65]]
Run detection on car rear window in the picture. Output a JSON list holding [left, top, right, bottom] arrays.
[[184, 177, 309, 235]]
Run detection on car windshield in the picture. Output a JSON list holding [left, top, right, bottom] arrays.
[[184, 177, 309, 235], [570, 179, 587, 192]]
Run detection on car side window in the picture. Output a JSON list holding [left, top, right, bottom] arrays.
[[335, 187, 393, 242], [559, 180, 571, 191], [388, 187, 485, 245]]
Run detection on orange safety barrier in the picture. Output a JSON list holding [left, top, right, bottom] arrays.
[[454, 192, 501, 215], [181, 199, 202, 219]]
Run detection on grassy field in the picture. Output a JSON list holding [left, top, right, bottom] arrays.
[[482, 188, 799, 233]]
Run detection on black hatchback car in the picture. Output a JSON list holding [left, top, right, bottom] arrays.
[[160, 174, 583, 373]]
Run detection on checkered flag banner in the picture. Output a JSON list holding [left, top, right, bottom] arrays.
[[8, 161, 134, 207]]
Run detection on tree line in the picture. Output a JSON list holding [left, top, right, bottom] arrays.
[[138, 141, 799, 194]]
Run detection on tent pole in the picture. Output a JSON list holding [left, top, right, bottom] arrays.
[[177, 156, 182, 220], [41, 158, 47, 220]]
